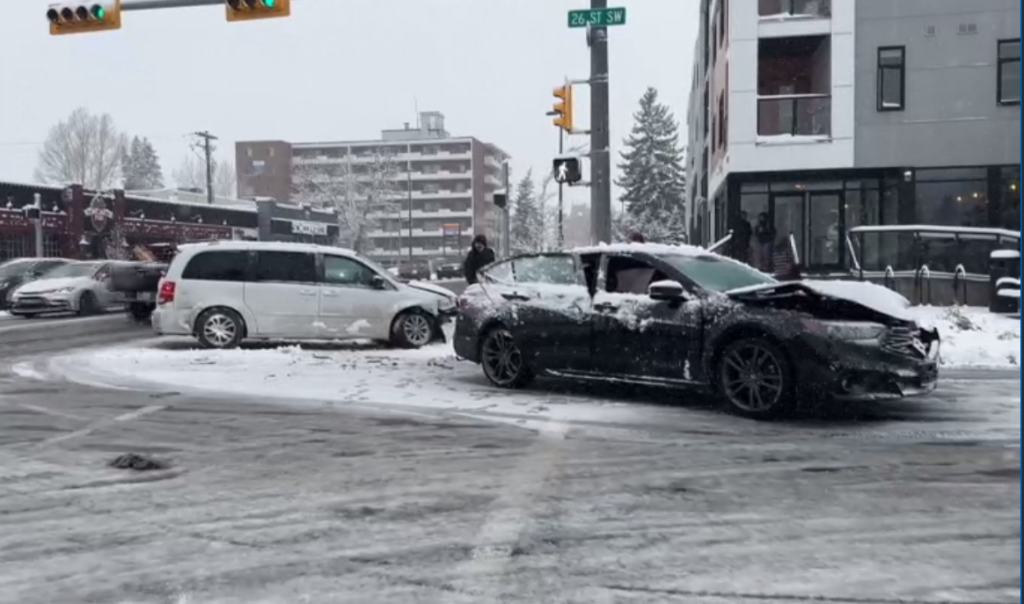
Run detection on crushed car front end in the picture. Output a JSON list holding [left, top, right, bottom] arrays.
[[725, 282, 940, 403]]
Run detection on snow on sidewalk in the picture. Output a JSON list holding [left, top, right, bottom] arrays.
[[907, 306, 1020, 368]]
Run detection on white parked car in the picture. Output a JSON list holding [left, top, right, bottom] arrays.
[[151, 240, 457, 349], [9, 261, 122, 318]]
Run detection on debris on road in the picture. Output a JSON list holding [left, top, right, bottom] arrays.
[[108, 453, 167, 472]]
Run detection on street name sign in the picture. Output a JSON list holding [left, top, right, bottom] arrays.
[[568, 7, 626, 28]]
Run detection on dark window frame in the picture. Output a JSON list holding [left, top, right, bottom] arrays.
[[252, 250, 318, 284], [997, 38, 1020, 106], [877, 46, 906, 112], [181, 250, 250, 282]]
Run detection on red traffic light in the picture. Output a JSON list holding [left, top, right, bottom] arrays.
[[46, 8, 60, 22]]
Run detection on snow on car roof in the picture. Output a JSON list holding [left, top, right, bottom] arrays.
[[569, 241, 714, 257]]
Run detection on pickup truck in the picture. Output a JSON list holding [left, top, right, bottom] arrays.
[[108, 262, 168, 322]]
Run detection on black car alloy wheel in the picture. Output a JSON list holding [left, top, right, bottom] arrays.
[[718, 338, 791, 417], [481, 328, 531, 388]]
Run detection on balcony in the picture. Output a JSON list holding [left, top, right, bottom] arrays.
[[759, 0, 830, 19], [757, 35, 831, 137], [757, 94, 831, 137]]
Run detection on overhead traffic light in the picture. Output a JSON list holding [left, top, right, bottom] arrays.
[[226, 0, 291, 22], [552, 84, 574, 132], [552, 157, 583, 186], [47, 2, 121, 36]]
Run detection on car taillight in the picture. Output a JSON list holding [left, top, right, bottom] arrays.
[[158, 281, 176, 304]]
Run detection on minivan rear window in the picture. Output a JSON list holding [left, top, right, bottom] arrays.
[[182, 251, 248, 282]]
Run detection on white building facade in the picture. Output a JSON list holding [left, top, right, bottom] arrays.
[[687, 0, 1020, 277]]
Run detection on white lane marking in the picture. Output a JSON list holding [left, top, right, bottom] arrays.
[[452, 421, 567, 602], [36, 404, 166, 447]]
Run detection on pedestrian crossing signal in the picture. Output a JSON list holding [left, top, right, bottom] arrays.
[[552, 157, 582, 185]]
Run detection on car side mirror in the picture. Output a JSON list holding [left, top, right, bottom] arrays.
[[648, 279, 686, 301], [370, 275, 387, 290]]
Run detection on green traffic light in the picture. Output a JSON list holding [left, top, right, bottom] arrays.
[[264, 0, 276, 6]]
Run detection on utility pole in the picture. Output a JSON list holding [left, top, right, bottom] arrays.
[[32, 194, 43, 258], [192, 131, 217, 205], [588, 0, 612, 245]]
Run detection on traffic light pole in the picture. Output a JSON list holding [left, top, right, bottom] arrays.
[[192, 131, 218, 205], [588, 0, 612, 245], [557, 128, 564, 249], [120, 0, 223, 11]]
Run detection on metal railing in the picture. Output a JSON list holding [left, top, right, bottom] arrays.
[[757, 94, 831, 137], [914, 264, 932, 306], [759, 0, 832, 18]]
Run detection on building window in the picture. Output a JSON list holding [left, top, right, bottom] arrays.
[[1000, 166, 1020, 230], [914, 168, 989, 228], [877, 46, 905, 111], [998, 39, 1020, 106]]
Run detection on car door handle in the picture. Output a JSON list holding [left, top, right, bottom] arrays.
[[594, 302, 618, 312], [322, 290, 339, 297], [299, 289, 318, 296], [501, 293, 531, 301]]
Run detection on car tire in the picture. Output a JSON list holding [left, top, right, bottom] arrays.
[[128, 303, 153, 323], [78, 292, 99, 316], [195, 308, 245, 349], [391, 310, 435, 349], [714, 336, 795, 420], [19, 313, 37, 320], [480, 327, 534, 389]]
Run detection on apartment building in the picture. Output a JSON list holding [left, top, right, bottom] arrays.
[[235, 112, 510, 263], [687, 0, 1020, 275]]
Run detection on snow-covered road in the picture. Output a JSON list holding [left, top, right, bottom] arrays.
[[0, 360, 1019, 604], [0, 307, 1019, 603]]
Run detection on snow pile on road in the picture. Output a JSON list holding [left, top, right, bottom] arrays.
[[908, 306, 1020, 368], [55, 338, 647, 426]]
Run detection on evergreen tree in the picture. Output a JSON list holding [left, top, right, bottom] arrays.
[[510, 170, 543, 254], [615, 87, 688, 244], [138, 138, 164, 189], [121, 136, 143, 190], [122, 136, 164, 190]]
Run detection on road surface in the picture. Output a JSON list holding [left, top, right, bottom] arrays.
[[0, 316, 1018, 604]]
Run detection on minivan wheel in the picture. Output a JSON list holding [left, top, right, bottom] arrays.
[[480, 328, 533, 389], [391, 310, 434, 349], [196, 308, 244, 349], [715, 337, 794, 419]]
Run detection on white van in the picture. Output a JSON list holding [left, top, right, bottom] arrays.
[[152, 240, 456, 349]]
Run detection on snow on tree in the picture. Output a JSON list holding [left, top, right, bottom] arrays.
[[510, 170, 545, 254], [615, 86, 688, 244], [122, 136, 164, 190], [173, 156, 236, 198], [34, 107, 127, 190], [292, 151, 400, 252]]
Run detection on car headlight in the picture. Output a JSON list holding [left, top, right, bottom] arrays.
[[816, 321, 886, 342], [44, 287, 76, 295]]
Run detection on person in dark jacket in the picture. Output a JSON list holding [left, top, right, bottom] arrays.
[[753, 212, 775, 272], [730, 211, 753, 264], [463, 234, 496, 284]]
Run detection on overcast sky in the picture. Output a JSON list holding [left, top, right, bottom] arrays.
[[0, 0, 698, 207]]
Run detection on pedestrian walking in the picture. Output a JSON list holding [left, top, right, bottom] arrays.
[[463, 234, 496, 285]]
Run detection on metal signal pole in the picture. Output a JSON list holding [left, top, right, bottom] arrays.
[[588, 0, 611, 245]]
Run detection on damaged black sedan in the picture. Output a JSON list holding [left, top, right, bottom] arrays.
[[453, 244, 940, 420]]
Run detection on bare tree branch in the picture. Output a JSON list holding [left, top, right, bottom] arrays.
[[34, 107, 127, 190]]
